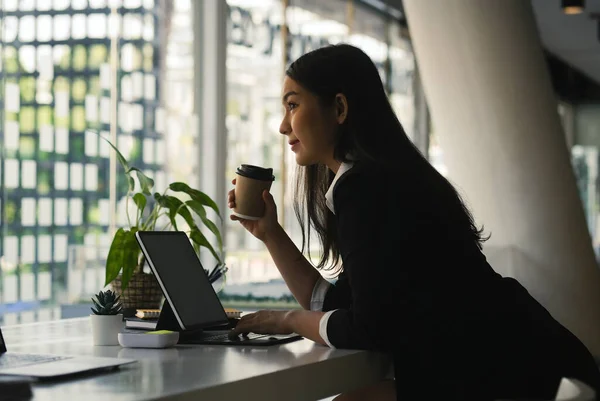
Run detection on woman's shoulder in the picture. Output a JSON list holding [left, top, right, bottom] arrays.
[[332, 162, 398, 211], [335, 161, 396, 192]]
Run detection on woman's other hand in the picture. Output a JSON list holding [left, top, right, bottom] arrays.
[[228, 178, 281, 242], [229, 310, 294, 338]]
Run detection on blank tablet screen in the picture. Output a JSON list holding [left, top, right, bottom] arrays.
[[135, 231, 229, 329]]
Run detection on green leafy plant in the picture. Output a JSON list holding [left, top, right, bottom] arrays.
[[91, 289, 123, 315], [100, 135, 224, 291]]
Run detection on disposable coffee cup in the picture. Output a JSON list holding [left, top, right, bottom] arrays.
[[233, 164, 275, 220]]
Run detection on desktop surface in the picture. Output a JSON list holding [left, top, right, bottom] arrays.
[[1, 317, 392, 401]]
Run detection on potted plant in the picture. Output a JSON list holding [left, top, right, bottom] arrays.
[[100, 135, 224, 315], [90, 289, 124, 346]]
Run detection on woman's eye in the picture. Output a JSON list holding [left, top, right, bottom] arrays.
[[287, 102, 298, 111]]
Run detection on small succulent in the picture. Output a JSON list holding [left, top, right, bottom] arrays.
[[91, 290, 124, 315]]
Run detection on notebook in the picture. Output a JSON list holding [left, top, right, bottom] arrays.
[[136, 309, 160, 319], [125, 317, 158, 330], [134, 231, 302, 346]]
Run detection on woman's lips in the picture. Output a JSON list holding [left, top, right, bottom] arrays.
[[289, 139, 300, 151]]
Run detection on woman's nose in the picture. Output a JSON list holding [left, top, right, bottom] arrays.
[[279, 117, 291, 135]]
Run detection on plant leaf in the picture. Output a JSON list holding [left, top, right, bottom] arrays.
[[97, 133, 130, 172], [186, 200, 223, 252], [156, 194, 201, 232], [192, 241, 200, 255], [167, 196, 187, 227], [104, 228, 140, 291], [189, 227, 221, 264], [133, 193, 147, 219], [92, 298, 103, 311], [105, 227, 126, 286], [169, 182, 221, 220], [128, 176, 135, 192], [154, 194, 180, 230], [127, 167, 154, 195], [120, 229, 140, 291], [170, 198, 197, 229]]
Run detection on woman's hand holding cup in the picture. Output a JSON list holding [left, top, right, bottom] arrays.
[[228, 165, 279, 242]]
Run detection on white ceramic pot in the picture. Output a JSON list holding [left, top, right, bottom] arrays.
[[90, 314, 124, 346]]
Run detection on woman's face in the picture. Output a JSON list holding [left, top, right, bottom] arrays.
[[279, 76, 340, 168]]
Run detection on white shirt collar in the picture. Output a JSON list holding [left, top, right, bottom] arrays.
[[325, 162, 354, 215]]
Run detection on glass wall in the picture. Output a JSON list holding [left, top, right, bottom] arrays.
[[0, 0, 417, 320], [568, 104, 600, 260], [283, 0, 349, 269], [0, 0, 196, 324], [221, 0, 416, 307], [222, 0, 287, 304]]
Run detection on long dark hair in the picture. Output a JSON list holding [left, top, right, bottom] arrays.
[[286, 44, 488, 273]]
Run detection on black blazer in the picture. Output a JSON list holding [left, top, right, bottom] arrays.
[[321, 162, 600, 400]]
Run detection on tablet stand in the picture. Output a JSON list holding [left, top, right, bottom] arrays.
[[155, 301, 225, 343], [155, 301, 180, 331]]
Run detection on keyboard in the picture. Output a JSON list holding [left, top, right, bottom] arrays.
[[0, 353, 72, 369], [202, 332, 266, 342]]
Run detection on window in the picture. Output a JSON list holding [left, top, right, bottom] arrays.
[[222, 0, 417, 309], [567, 104, 600, 260], [223, 0, 292, 308], [0, 0, 419, 321], [0, 0, 196, 324]]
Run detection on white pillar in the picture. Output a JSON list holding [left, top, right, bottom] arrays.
[[403, 0, 600, 355], [193, 0, 228, 262]]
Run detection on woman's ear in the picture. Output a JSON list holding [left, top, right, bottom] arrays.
[[334, 94, 348, 125]]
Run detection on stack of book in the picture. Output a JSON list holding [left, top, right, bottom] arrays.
[[124, 308, 242, 330], [223, 308, 242, 319], [136, 309, 160, 319], [124, 309, 160, 330]]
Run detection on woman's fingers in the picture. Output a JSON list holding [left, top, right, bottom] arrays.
[[230, 314, 255, 336], [228, 188, 236, 208], [228, 179, 237, 208]]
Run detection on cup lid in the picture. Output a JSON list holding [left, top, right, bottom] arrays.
[[236, 164, 275, 181]]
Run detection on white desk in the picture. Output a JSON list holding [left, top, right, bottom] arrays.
[[2, 318, 392, 401]]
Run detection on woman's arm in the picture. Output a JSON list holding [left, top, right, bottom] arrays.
[[322, 170, 417, 350], [228, 185, 323, 310], [285, 309, 328, 346], [263, 224, 322, 310], [231, 308, 329, 346]]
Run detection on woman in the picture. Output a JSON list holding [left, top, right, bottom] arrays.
[[227, 44, 600, 400]]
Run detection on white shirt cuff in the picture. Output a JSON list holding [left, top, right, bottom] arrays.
[[319, 310, 337, 348], [310, 277, 331, 312]]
